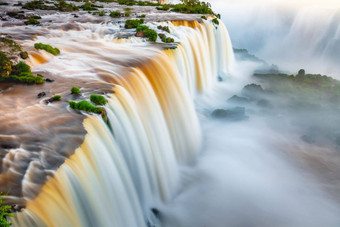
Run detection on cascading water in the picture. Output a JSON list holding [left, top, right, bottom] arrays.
[[11, 19, 235, 226]]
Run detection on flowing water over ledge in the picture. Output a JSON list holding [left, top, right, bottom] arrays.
[[0, 4, 234, 224]]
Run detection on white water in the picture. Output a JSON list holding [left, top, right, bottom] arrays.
[[209, 0, 340, 77], [12, 19, 234, 226]]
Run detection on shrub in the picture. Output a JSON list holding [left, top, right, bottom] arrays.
[[71, 86, 80, 94], [90, 94, 107, 105], [0, 51, 12, 77], [0, 35, 22, 54], [212, 18, 219, 25], [53, 95, 61, 101], [34, 43, 60, 56], [171, 0, 213, 14], [110, 11, 121, 18], [125, 19, 144, 29], [144, 28, 157, 42], [0, 193, 13, 227], [136, 25, 148, 32], [11, 61, 31, 75]]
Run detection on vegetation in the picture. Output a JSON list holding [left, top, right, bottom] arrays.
[[171, 0, 213, 14], [156, 5, 171, 11], [55, 0, 79, 12], [157, 25, 170, 33], [53, 95, 61, 101], [136, 25, 148, 32], [80, 2, 98, 11], [90, 94, 107, 105], [125, 19, 144, 29], [212, 18, 219, 25], [140, 14, 146, 18], [0, 193, 13, 227], [201, 15, 207, 19], [71, 86, 80, 94], [0, 73, 44, 84], [144, 29, 158, 42], [110, 11, 121, 18], [23, 0, 78, 11], [24, 17, 40, 25], [253, 70, 340, 102], [34, 43, 60, 56], [11, 61, 31, 75], [0, 51, 12, 77], [69, 100, 104, 113], [0, 35, 22, 54], [162, 36, 174, 43], [6, 11, 19, 18]]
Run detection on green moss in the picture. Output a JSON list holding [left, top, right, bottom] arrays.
[[156, 5, 171, 11], [53, 95, 61, 101], [80, 2, 97, 11], [0, 35, 22, 54], [110, 11, 121, 18], [34, 43, 60, 56], [55, 0, 79, 12], [11, 61, 31, 75], [90, 94, 107, 105], [140, 14, 146, 18], [0, 51, 12, 77], [69, 100, 104, 114], [71, 86, 80, 94], [98, 10, 105, 16], [0, 193, 14, 227], [118, 0, 136, 5], [201, 15, 207, 19], [20, 51, 29, 59], [162, 36, 174, 43], [0, 73, 44, 84], [125, 19, 144, 29], [144, 28, 158, 42], [24, 17, 40, 25], [136, 25, 148, 32], [23, 0, 55, 10]]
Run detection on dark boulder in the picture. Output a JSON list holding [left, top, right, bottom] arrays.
[[37, 92, 46, 98], [45, 78, 55, 83], [211, 107, 248, 121]]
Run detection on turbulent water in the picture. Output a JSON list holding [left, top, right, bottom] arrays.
[[1, 0, 340, 226], [209, 0, 340, 77]]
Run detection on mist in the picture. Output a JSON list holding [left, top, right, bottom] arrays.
[[208, 0, 340, 78], [160, 1, 340, 222]]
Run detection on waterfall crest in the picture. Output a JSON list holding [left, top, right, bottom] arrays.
[[12, 20, 234, 226]]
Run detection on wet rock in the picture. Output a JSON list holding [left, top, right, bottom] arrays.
[[45, 78, 55, 83], [241, 83, 264, 99], [211, 107, 248, 121], [37, 92, 46, 98], [158, 33, 165, 39], [151, 208, 160, 218], [44, 97, 55, 104], [136, 31, 146, 37], [227, 95, 249, 104]]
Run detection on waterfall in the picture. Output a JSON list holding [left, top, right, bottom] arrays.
[[12, 19, 235, 226]]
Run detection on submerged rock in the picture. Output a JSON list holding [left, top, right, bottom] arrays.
[[227, 95, 249, 104], [211, 107, 248, 121], [37, 91, 46, 98]]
